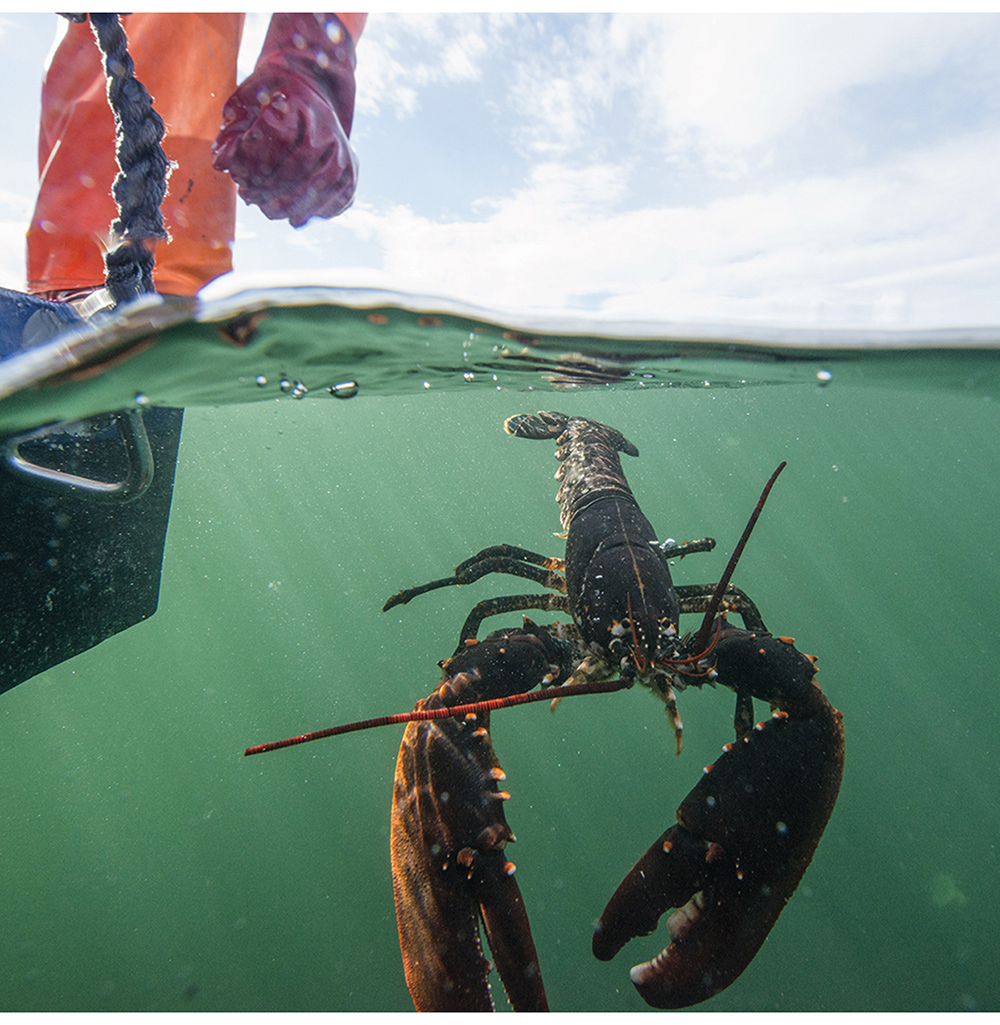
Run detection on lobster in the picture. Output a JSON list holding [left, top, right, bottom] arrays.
[[245, 411, 844, 1011], [380, 411, 844, 1010]]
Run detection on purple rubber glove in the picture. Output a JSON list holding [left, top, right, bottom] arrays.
[[212, 13, 359, 227]]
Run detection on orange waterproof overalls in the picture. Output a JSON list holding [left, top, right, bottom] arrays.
[[27, 13, 366, 298]]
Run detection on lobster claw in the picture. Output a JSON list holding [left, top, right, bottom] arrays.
[[593, 633, 844, 1008], [390, 629, 558, 1012], [391, 713, 548, 1011]]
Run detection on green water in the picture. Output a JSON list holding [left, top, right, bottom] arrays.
[[1, 376, 998, 1011]]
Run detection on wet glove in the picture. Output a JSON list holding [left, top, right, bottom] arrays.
[[212, 13, 359, 227]]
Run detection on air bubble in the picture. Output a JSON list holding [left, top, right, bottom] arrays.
[[328, 381, 358, 399], [255, 375, 268, 387], [816, 369, 833, 386]]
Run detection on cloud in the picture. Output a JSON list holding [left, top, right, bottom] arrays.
[[503, 14, 999, 173], [0, 224, 27, 291], [0, 187, 32, 291], [355, 13, 512, 119], [326, 125, 1000, 327], [647, 15, 988, 150]]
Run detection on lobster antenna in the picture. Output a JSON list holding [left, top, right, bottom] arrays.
[[244, 676, 628, 756], [690, 461, 787, 655]]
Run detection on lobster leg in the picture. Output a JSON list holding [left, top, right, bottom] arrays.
[[457, 592, 570, 645], [675, 583, 768, 738], [383, 544, 565, 612], [593, 631, 844, 1009], [390, 623, 570, 1012], [674, 582, 768, 633]]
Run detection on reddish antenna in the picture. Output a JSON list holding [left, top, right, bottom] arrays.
[[689, 461, 786, 655], [244, 675, 629, 756]]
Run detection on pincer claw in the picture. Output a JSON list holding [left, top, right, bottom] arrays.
[[594, 633, 844, 1009]]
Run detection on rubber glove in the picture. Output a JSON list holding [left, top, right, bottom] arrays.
[[212, 13, 359, 227]]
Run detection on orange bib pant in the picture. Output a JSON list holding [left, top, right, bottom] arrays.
[[27, 13, 366, 298]]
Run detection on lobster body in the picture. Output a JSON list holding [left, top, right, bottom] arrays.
[[389, 622, 571, 1012], [506, 411, 680, 671], [565, 495, 679, 669]]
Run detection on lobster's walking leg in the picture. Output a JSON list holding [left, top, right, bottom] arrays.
[[390, 622, 570, 1012], [593, 631, 844, 1009], [675, 583, 767, 737], [457, 593, 570, 644], [382, 544, 566, 612]]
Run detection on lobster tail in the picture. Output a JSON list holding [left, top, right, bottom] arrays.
[[504, 410, 571, 441], [505, 412, 640, 529]]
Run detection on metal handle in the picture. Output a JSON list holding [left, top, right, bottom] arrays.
[[1, 408, 154, 503]]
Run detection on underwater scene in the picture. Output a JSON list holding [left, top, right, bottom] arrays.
[[1, 9, 999, 1015], [1, 340, 998, 1012]]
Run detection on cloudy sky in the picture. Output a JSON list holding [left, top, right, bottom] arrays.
[[2, 11, 999, 329]]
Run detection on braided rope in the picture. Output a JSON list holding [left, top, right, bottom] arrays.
[[88, 13, 173, 306]]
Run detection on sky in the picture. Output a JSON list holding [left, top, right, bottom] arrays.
[[1, 10, 999, 330]]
